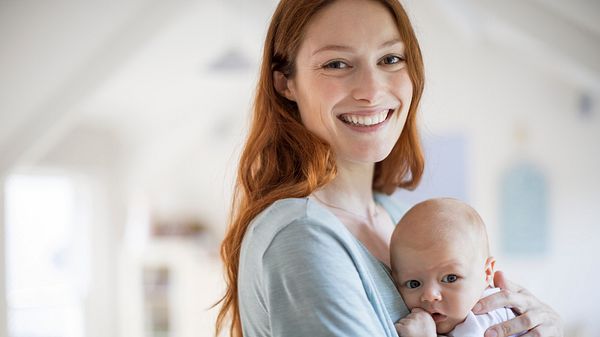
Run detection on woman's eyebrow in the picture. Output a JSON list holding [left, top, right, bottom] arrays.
[[312, 38, 404, 56], [380, 38, 403, 49], [312, 44, 353, 56]]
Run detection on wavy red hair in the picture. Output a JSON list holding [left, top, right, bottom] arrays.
[[215, 1, 425, 336]]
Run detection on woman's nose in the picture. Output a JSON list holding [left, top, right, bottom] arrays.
[[420, 285, 442, 302], [351, 66, 385, 104]]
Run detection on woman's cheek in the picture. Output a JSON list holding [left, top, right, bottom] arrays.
[[320, 80, 347, 102], [391, 71, 413, 102]]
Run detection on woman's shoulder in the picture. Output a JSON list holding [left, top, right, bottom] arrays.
[[250, 197, 314, 231], [240, 197, 357, 259], [246, 197, 348, 241]]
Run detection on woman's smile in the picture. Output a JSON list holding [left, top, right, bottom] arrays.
[[337, 108, 396, 132]]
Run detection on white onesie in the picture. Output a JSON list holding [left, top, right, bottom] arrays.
[[446, 288, 522, 337]]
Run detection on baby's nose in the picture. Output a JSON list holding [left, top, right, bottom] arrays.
[[420, 285, 442, 302]]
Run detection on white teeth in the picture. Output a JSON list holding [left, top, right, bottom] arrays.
[[341, 110, 390, 126]]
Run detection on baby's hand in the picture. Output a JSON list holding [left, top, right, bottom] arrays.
[[395, 308, 437, 337]]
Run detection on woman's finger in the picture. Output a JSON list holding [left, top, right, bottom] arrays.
[[474, 288, 531, 314], [493, 270, 523, 292], [518, 324, 563, 337], [478, 271, 563, 336], [484, 311, 541, 337]]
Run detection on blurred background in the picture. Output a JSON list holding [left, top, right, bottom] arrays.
[[0, 0, 598, 336]]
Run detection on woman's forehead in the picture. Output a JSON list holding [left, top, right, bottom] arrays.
[[299, 0, 402, 55]]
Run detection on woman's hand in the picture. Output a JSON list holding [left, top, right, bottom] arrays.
[[473, 271, 563, 337], [395, 307, 437, 337]]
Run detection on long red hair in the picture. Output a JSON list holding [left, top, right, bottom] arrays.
[[215, 1, 425, 336]]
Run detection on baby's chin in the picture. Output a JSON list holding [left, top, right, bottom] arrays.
[[434, 314, 469, 334], [430, 314, 453, 334]]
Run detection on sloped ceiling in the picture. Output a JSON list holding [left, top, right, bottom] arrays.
[[0, 0, 276, 172], [1, 0, 598, 173]]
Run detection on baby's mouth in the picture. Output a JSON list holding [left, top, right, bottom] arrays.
[[431, 312, 447, 323]]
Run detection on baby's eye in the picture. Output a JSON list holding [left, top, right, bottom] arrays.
[[405, 280, 421, 289], [442, 274, 458, 283], [379, 55, 404, 65], [322, 60, 350, 70]]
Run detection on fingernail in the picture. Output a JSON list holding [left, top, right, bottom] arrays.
[[473, 303, 482, 313], [484, 329, 498, 337]]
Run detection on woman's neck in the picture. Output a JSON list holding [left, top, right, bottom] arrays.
[[312, 160, 376, 217]]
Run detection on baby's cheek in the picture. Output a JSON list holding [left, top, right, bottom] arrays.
[[399, 291, 419, 310], [451, 292, 478, 318]]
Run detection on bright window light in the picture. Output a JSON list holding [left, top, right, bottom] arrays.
[[5, 174, 88, 337]]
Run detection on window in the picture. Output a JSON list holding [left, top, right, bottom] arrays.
[[5, 174, 89, 337]]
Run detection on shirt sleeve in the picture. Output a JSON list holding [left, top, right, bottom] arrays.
[[262, 218, 393, 337]]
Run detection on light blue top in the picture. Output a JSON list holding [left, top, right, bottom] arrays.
[[238, 193, 410, 337]]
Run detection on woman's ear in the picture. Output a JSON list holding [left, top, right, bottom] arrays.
[[484, 257, 496, 286], [273, 71, 296, 101]]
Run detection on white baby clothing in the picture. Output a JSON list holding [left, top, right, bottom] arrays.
[[446, 288, 522, 337]]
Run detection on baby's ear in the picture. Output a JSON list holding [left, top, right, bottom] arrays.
[[273, 70, 297, 101], [484, 257, 496, 286]]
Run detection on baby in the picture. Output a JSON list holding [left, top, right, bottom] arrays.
[[390, 198, 519, 337]]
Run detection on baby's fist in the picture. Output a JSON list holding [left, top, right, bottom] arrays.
[[395, 308, 436, 337]]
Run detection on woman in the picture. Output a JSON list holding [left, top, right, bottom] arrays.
[[216, 0, 562, 336]]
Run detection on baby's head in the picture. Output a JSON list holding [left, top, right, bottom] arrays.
[[390, 198, 496, 334]]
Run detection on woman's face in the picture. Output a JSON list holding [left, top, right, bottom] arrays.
[[282, 0, 413, 165]]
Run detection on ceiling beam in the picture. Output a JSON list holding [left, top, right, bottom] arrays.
[[466, 0, 600, 92]]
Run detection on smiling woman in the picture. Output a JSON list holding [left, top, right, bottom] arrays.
[[215, 0, 563, 337], [216, 1, 424, 335]]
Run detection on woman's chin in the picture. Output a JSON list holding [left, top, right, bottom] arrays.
[[338, 145, 395, 165], [339, 153, 389, 166]]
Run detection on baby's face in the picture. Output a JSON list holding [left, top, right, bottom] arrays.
[[391, 240, 492, 334]]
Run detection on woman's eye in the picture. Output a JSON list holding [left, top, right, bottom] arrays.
[[405, 280, 421, 289], [380, 55, 404, 65], [322, 60, 349, 69], [442, 274, 458, 283]]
